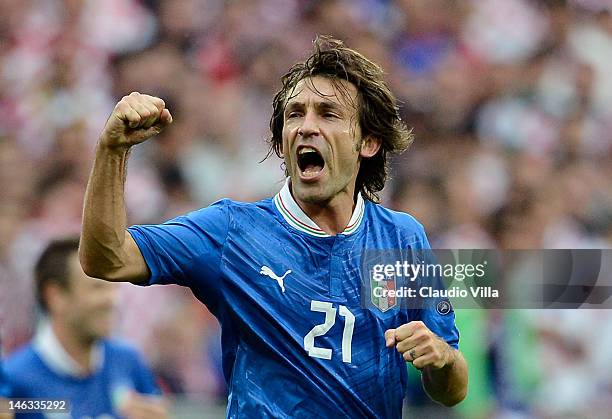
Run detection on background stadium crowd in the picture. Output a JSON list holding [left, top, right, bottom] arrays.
[[1, 0, 611, 417]]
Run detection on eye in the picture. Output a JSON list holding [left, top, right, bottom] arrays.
[[323, 112, 339, 119], [287, 111, 302, 119]]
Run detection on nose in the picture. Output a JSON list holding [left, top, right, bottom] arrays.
[[297, 111, 320, 138]]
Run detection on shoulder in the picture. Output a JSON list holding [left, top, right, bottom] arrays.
[[219, 197, 275, 212], [184, 197, 275, 221], [365, 202, 430, 248], [190, 198, 278, 232], [3, 344, 39, 375], [101, 339, 159, 394], [3, 344, 44, 394], [101, 339, 147, 364], [366, 202, 426, 234], [101, 339, 153, 374]]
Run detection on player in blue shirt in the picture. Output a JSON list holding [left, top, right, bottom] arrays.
[[80, 36, 468, 417], [4, 239, 167, 419]]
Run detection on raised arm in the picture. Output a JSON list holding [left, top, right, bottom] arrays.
[[79, 92, 172, 283]]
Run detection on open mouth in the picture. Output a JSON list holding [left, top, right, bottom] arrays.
[[296, 146, 325, 179]]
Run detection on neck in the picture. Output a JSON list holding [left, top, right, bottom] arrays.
[[295, 187, 356, 236], [50, 319, 94, 373]]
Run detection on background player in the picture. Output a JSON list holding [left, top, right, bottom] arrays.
[[79, 37, 467, 417], [4, 238, 167, 419]]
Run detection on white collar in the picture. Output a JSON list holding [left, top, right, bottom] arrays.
[[273, 178, 365, 237], [33, 320, 104, 378]]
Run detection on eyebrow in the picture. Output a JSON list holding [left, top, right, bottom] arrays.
[[284, 100, 345, 115]]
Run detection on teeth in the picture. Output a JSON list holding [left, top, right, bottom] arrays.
[[298, 147, 317, 155]]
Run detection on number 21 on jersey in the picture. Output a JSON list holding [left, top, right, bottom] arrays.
[[303, 300, 355, 363]]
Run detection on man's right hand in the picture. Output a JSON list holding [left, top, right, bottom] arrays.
[[100, 92, 173, 150], [80, 91, 170, 283]]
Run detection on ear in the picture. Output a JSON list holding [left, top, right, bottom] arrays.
[[359, 136, 381, 158], [44, 282, 69, 316]]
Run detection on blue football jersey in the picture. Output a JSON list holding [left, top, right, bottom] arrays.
[[128, 179, 459, 418], [4, 338, 160, 419]]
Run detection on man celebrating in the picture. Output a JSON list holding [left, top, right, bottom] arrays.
[[4, 239, 167, 419], [80, 37, 468, 417]]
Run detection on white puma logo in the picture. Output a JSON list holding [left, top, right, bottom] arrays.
[[259, 266, 291, 293]]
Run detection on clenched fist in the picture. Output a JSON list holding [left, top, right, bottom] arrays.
[[100, 92, 173, 150], [385, 321, 454, 370]]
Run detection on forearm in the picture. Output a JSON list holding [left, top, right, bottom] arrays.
[[80, 93, 171, 281], [421, 348, 468, 406], [80, 144, 144, 282]]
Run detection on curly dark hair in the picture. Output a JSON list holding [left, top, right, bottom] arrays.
[[267, 35, 413, 202]]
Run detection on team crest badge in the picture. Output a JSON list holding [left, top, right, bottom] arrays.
[[370, 270, 398, 312]]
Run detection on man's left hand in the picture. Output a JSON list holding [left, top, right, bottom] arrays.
[[385, 321, 454, 370]]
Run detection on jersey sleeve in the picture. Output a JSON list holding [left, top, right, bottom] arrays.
[[127, 199, 230, 297], [414, 226, 460, 350], [418, 303, 459, 349]]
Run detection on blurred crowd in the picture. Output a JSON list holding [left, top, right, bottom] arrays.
[[1, 0, 611, 417]]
